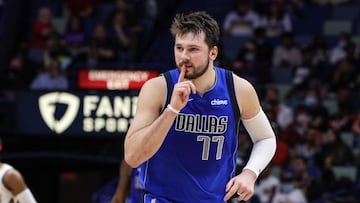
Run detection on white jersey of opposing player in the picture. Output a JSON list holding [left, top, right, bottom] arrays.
[[0, 163, 14, 203]]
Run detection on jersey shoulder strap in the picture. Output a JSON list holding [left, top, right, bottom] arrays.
[[162, 71, 174, 108], [225, 69, 240, 123]]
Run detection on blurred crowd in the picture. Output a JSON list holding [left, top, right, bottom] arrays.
[[0, 0, 360, 202], [0, 0, 164, 91], [221, 1, 360, 202]]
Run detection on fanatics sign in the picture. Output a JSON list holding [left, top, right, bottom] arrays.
[[16, 91, 139, 135]]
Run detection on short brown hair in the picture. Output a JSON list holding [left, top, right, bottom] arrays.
[[170, 11, 220, 48]]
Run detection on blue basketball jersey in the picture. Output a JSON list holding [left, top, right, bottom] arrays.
[[138, 67, 240, 203]]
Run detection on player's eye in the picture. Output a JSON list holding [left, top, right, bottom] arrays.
[[175, 46, 183, 52]]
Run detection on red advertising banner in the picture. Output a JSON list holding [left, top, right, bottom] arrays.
[[78, 70, 159, 90]]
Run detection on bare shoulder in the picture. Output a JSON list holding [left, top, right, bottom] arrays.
[[140, 75, 167, 94], [141, 75, 166, 89], [134, 74, 167, 112], [232, 74, 261, 119], [3, 169, 24, 184], [138, 75, 167, 105], [3, 169, 27, 195], [232, 74, 257, 96]]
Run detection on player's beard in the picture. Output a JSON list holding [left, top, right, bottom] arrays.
[[178, 57, 210, 80]]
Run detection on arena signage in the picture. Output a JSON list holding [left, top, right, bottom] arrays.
[[16, 91, 139, 135], [78, 70, 158, 90]]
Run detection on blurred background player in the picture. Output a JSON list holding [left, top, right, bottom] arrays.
[[111, 160, 142, 203], [0, 138, 37, 203]]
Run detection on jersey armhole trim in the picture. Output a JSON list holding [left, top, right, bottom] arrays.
[[160, 71, 174, 113], [225, 70, 241, 127]]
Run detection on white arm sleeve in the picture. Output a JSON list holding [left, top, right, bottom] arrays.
[[14, 188, 37, 203], [241, 109, 277, 177]]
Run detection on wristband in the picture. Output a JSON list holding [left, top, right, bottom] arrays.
[[167, 104, 180, 114]]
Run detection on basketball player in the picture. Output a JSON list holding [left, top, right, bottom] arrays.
[[0, 139, 37, 202], [124, 11, 277, 202], [111, 160, 142, 203]]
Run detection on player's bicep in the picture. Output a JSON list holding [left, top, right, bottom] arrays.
[[233, 76, 261, 120], [127, 77, 166, 135]]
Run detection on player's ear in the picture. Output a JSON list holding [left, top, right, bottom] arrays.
[[210, 46, 218, 59]]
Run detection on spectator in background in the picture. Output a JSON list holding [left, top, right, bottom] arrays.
[[249, 27, 274, 83], [0, 55, 37, 90], [287, 155, 320, 198], [251, 27, 274, 61], [30, 59, 68, 90], [63, 15, 86, 56], [328, 88, 353, 132], [312, 167, 338, 200], [317, 128, 355, 167], [328, 113, 351, 133], [265, 116, 290, 167], [107, 0, 144, 33], [310, 35, 329, 66], [284, 0, 306, 20], [262, 86, 294, 131], [30, 7, 55, 49], [352, 111, 360, 147], [329, 32, 352, 65], [107, 0, 132, 24], [292, 46, 314, 91], [331, 58, 357, 92], [272, 168, 307, 203], [43, 31, 72, 71], [344, 41, 360, 69], [304, 36, 332, 83], [295, 127, 323, 163], [222, 0, 262, 37], [336, 87, 355, 117], [79, 23, 116, 67], [253, 165, 280, 203], [280, 105, 311, 148], [231, 42, 258, 83], [230, 28, 276, 84], [272, 32, 302, 68], [143, 0, 158, 32], [108, 12, 132, 63], [290, 48, 330, 106], [272, 137, 290, 167], [107, 0, 147, 62], [302, 88, 328, 130], [260, 1, 292, 38], [63, 0, 96, 18]]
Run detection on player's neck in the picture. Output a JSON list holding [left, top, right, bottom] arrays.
[[192, 66, 216, 96]]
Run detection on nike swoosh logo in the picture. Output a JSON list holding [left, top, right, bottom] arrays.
[[188, 98, 194, 101]]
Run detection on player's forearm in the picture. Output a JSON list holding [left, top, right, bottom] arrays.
[[243, 137, 276, 177], [125, 108, 178, 168], [241, 109, 277, 177]]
